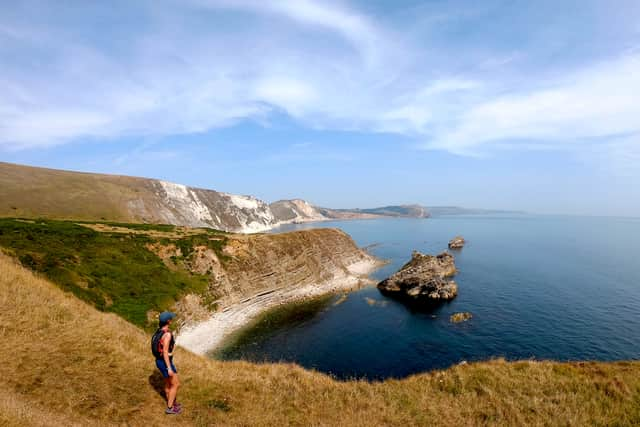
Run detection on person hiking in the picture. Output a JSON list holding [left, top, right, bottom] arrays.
[[152, 311, 182, 415]]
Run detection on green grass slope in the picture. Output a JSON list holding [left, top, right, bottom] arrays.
[[0, 218, 226, 327]]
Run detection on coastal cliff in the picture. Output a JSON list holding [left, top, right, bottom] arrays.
[[0, 217, 378, 353], [144, 227, 378, 309], [0, 162, 432, 233], [174, 228, 380, 353], [0, 161, 280, 233]]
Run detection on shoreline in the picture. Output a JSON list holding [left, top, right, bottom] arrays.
[[176, 258, 384, 355]]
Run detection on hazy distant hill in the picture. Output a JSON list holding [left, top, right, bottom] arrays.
[[271, 200, 430, 222], [427, 206, 525, 216], [325, 204, 430, 218], [269, 199, 329, 223]]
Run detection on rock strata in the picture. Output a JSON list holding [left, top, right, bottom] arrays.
[[448, 236, 465, 249], [377, 251, 458, 303]]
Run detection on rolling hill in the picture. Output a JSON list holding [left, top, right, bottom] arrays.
[[0, 162, 432, 232]]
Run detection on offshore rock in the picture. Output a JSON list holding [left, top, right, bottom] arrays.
[[448, 236, 465, 249], [450, 312, 472, 323], [377, 251, 458, 303]]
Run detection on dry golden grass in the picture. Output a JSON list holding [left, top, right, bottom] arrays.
[[0, 161, 146, 222], [2, 252, 640, 426], [78, 223, 215, 239]]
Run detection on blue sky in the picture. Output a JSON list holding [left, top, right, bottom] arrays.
[[1, 0, 639, 216]]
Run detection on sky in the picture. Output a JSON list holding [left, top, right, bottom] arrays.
[[1, 0, 640, 216]]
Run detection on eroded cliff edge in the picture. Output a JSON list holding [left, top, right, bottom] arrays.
[[0, 218, 378, 345], [156, 227, 382, 354]]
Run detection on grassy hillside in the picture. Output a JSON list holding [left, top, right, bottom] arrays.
[[2, 253, 640, 426], [0, 218, 374, 330], [0, 161, 151, 222], [0, 218, 225, 327]]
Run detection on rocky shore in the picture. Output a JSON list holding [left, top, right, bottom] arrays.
[[176, 258, 381, 354]]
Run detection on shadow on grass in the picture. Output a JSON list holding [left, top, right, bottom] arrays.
[[148, 370, 166, 401]]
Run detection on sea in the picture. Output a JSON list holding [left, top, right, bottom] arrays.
[[215, 215, 640, 380]]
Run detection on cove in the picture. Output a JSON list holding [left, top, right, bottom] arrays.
[[213, 215, 640, 380]]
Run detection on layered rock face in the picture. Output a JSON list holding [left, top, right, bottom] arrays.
[[377, 251, 458, 302], [174, 227, 381, 353], [150, 228, 378, 309], [212, 228, 378, 304]]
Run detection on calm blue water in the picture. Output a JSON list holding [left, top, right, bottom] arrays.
[[217, 215, 640, 379]]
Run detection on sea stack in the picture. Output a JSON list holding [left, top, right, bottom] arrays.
[[448, 236, 465, 249], [377, 251, 458, 303]]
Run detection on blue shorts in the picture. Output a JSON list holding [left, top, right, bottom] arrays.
[[155, 358, 178, 378]]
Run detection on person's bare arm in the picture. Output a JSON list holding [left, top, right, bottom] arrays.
[[162, 333, 174, 377]]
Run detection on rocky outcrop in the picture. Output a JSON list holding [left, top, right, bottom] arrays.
[[152, 181, 278, 233], [450, 312, 472, 323], [377, 251, 457, 303], [448, 236, 465, 249]]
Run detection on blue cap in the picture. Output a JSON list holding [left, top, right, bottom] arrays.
[[159, 311, 176, 326]]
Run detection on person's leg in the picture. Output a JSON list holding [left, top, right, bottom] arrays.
[[167, 375, 179, 408], [174, 374, 180, 404], [164, 378, 171, 403]]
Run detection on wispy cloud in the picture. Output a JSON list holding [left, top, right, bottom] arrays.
[[1, 0, 639, 170], [426, 54, 640, 155]]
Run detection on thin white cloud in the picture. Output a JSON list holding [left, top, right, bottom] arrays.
[[0, 0, 639, 171], [426, 54, 640, 155], [196, 0, 384, 64], [253, 77, 318, 117]]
